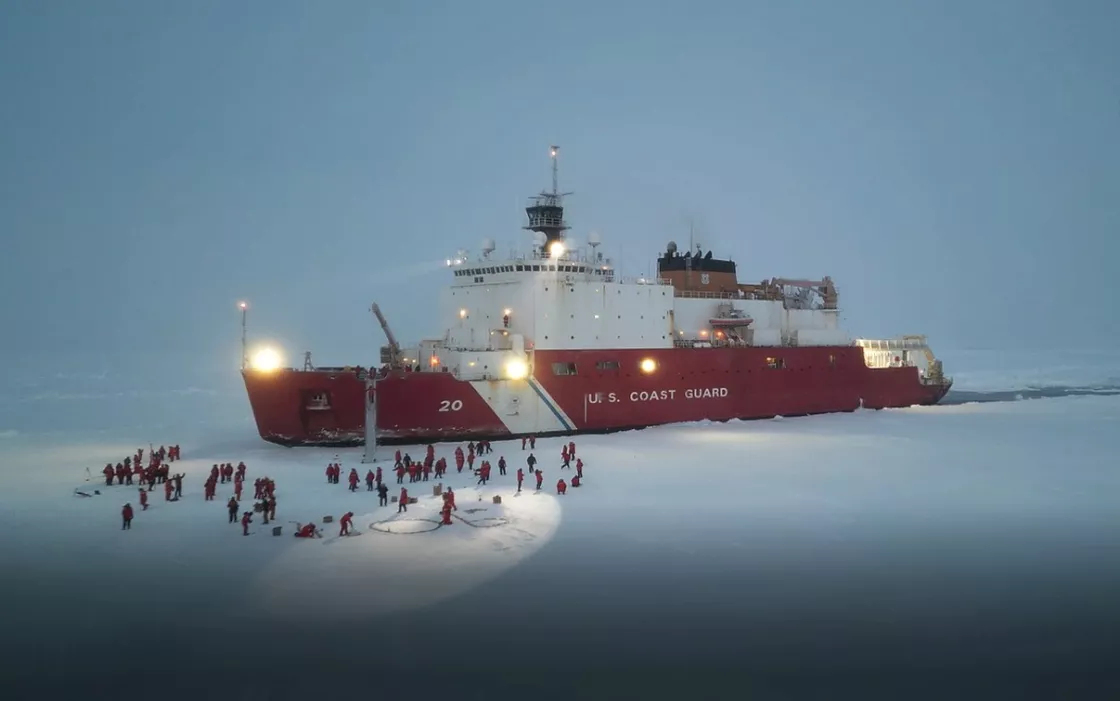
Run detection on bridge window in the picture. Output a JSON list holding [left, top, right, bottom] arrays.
[[596, 360, 620, 371], [766, 357, 785, 369], [532, 265, 541, 271], [551, 362, 577, 376]]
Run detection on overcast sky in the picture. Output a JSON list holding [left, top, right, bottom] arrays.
[[2, 0, 1117, 375]]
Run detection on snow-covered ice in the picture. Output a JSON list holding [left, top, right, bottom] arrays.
[[2, 348, 1120, 695]]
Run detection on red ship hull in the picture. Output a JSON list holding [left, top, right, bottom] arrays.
[[242, 346, 951, 447]]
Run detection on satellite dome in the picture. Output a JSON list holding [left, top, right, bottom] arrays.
[[533, 231, 547, 246], [587, 231, 602, 247], [480, 238, 496, 255], [667, 241, 678, 254]]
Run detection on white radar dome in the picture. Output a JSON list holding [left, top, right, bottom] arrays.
[[587, 231, 602, 248], [533, 231, 547, 247], [480, 238, 496, 255]]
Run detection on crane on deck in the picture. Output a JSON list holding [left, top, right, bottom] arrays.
[[371, 303, 404, 369]]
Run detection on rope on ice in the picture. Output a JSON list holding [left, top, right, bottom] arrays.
[[452, 513, 509, 528]]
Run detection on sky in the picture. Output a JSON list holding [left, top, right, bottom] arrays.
[[2, 0, 1118, 377]]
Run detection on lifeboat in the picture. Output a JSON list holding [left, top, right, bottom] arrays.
[[709, 316, 753, 328]]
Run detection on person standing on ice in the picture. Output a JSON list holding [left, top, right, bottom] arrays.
[[375, 466, 383, 485], [227, 497, 239, 524], [467, 450, 475, 472], [516, 468, 524, 494], [398, 487, 409, 513], [240, 511, 252, 536], [394, 463, 405, 484], [526, 453, 537, 473], [102, 464, 114, 486], [348, 468, 360, 492], [339, 511, 354, 536], [521, 437, 527, 450], [529, 435, 536, 450], [575, 458, 583, 479], [560, 445, 570, 470], [445, 487, 456, 511], [173, 473, 183, 499], [121, 503, 133, 530], [498, 456, 507, 476], [571, 474, 581, 488], [377, 481, 389, 506], [454, 447, 465, 473], [568, 441, 576, 460], [535, 470, 544, 491], [234, 475, 243, 502], [556, 478, 567, 495], [394, 449, 402, 466], [365, 470, 376, 491], [164, 479, 174, 502], [138, 489, 148, 511], [325, 465, 333, 484]]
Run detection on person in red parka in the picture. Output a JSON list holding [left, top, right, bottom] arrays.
[[138, 489, 148, 511], [440, 501, 453, 525], [241, 511, 252, 536], [339, 511, 354, 536], [295, 522, 320, 538], [164, 479, 173, 501], [571, 474, 581, 488], [102, 464, 114, 486], [516, 468, 524, 494], [121, 503, 134, 529], [398, 487, 409, 513], [348, 469, 360, 492], [446, 487, 457, 511], [575, 458, 583, 478], [556, 478, 567, 495], [535, 469, 544, 491]]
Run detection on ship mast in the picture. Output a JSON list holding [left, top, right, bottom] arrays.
[[524, 145, 573, 258]]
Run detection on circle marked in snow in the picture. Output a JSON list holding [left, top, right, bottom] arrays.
[[370, 518, 443, 534]]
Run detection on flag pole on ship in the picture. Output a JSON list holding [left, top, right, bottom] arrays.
[[238, 301, 248, 370]]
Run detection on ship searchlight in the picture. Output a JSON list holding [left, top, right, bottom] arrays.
[[639, 358, 658, 374], [251, 347, 283, 372], [549, 241, 565, 258], [505, 358, 529, 380]]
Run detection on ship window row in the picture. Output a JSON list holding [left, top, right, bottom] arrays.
[[454, 264, 613, 276], [550, 357, 825, 376]]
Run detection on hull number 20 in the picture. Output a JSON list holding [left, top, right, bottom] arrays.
[[438, 399, 464, 412]]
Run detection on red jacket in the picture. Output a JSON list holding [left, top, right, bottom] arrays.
[[122, 505, 133, 520]]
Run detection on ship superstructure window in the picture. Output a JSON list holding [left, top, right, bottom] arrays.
[[551, 362, 577, 376], [766, 357, 785, 369], [595, 360, 620, 371], [829, 354, 836, 368]]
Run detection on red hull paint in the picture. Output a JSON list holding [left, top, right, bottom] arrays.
[[243, 346, 950, 447]]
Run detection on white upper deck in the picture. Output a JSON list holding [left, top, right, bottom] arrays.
[[437, 237, 849, 353]]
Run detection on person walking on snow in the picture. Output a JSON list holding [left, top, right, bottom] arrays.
[[535, 470, 544, 491], [138, 489, 148, 511], [241, 511, 252, 536], [121, 503, 133, 530], [339, 511, 354, 536], [377, 481, 389, 506], [398, 487, 409, 513], [516, 468, 524, 494], [527, 453, 537, 473], [498, 456, 507, 476], [228, 497, 239, 523]]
